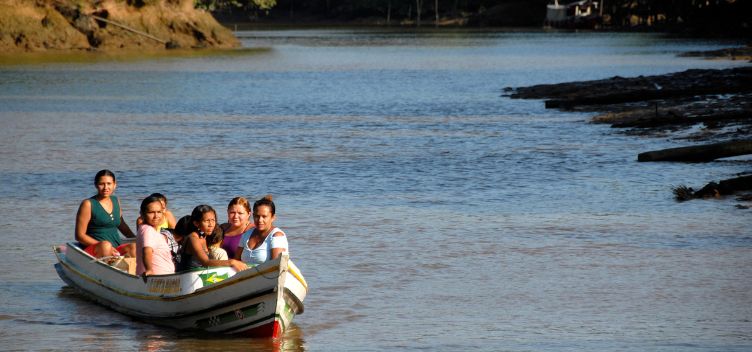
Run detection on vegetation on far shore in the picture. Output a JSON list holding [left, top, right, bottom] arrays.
[[214, 0, 751, 37], [1, 0, 750, 53]]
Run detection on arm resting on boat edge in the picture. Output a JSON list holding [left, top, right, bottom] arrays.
[[187, 233, 248, 272]]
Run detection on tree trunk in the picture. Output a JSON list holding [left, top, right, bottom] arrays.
[[638, 140, 752, 162], [435, 0, 439, 26], [387, 0, 391, 25], [416, 0, 422, 27]]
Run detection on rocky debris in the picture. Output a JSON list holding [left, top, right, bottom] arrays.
[[673, 175, 752, 201], [0, 0, 239, 52], [504, 60, 752, 205], [680, 46, 752, 62], [593, 93, 752, 129], [504, 67, 752, 109], [503, 66, 752, 143]]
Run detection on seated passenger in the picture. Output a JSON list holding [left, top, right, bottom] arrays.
[[219, 197, 254, 259], [136, 192, 177, 231], [171, 215, 192, 268], [75, 170, 136, 258], [206, 226, 228, 260], [178, 204, 246, 272], [235, 195, 289, 266], [136, 195, 175, 276]]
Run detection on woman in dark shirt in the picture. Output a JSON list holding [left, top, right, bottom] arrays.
[[74, 170, 135, 258]]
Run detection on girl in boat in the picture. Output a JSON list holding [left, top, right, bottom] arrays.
[[235, 195, 288, 266], [136, 195, 176, 276], [219, 196, 254, 259], [179, 205, 247, 272], [75, 170, 136, 258], [135, 192, 177, 231]]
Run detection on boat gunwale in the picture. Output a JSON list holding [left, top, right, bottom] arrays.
[[53, 242, 307, 336], [56, 243, 308, 291]]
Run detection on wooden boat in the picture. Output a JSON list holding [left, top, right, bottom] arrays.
[[544, 0, 602, 29], [53, 242, 307, 338]]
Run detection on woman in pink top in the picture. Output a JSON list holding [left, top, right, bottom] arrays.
[[219, 197, 254, 259], [136, 195, 176, 276]]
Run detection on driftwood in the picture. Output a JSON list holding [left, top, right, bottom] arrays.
[[673, 175, 752, 201], [91, 15, 166, 44], [612, 111, 750, 128], [507, 65, 752, 205], [638, 140, 752, 162], [544, 87, 747, 109], [505, 67, 752, 107]]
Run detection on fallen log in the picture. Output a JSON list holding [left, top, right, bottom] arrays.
[[506, 67, 752, 102], [545, 89, 700, 109], [638, 140, 752, 162], [91, 15, 166, 45], [612, 111, 751, 128], [544, 85, 752, 109]]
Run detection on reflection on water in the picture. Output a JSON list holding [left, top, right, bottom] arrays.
[[53, 286, 307, 352], [0, 48, 272, 66], [0, 29, 750, 351], [137, 325, 306, 352]]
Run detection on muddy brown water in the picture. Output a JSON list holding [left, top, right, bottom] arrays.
[[0, 29, 750, 351]]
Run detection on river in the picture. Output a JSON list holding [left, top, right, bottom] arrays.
[[0, 28, 750, 351]]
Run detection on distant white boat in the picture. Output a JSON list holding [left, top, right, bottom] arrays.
[[545, 0, 603, 29], [53, 243, 307, 338]]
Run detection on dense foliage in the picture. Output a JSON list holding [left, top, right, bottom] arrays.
[[211, 0, 751, 35], [604, 0, 751, 32], [195, 0, 276, 11]]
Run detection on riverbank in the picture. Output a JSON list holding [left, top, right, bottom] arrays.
[[0, 0, 238, 52], [214, 0, 751, 38], [505, 54, 752, 206]]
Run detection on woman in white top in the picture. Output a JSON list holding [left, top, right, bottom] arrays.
[[235, 195, 288, 266]]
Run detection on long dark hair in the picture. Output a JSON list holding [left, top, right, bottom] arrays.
[[252, 195, 276, 215], [174, 215, 193, 239], [139, 195, 164, 218], [94, 169, 116, 184], [190, 205, 222, 244], [191, 205, 216, 224], [148, 192, 168, 207], [206, 226, 224, 247]]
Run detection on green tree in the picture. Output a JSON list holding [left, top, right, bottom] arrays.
[[195, 0, 277, 11]]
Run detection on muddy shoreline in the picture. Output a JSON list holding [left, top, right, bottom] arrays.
[[0, 0, 238, 53], [505, 53, 752, 206]]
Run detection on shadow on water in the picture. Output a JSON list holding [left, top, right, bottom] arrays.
[[154, 326, 307, 352], [0, 47, 272, 66], [54, 286, 307, 351]]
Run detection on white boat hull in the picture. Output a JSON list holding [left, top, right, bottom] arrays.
[[54, 243, 307, 337]]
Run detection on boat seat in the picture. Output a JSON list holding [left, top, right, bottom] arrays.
[[108, 256, 137, 275]]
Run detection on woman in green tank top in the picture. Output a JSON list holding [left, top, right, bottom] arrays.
[[75, 170, 135, 258]]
